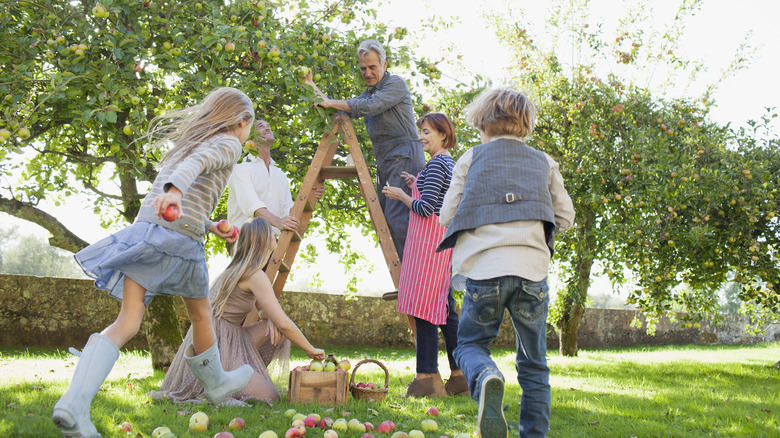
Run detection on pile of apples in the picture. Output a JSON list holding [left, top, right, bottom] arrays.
[[119, 406, 469, 437], [293, 356, 351, 372], [353, 380, 384, 390], [124, 412, 245, 438]]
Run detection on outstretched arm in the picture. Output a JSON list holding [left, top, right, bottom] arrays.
[[303, 71, 351, 112], [242, 271, 325, 359]]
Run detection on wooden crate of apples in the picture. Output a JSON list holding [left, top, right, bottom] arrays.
[[288, 354, 351, 405]]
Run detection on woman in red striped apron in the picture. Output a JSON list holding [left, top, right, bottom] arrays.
[[382, 113, 468, 398]]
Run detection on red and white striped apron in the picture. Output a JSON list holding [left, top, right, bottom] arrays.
[[397, 170, 453, 325]]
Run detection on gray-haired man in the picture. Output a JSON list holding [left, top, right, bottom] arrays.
[[305, 39, 425, 299]]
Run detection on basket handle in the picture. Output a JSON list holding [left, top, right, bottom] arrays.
[[348, 358, 390, 388]]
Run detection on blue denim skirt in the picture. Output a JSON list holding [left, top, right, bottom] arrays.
[[74, 221, 209, 306]]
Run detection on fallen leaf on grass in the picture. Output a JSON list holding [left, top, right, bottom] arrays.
[[761, 409, 772, 414], [388, 404, 403, 410], [588, 421, 599, 426], [745, 415, 753, 421], [368, 408, 379, 416]]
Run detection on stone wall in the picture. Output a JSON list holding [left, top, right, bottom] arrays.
[[2, 274, 777, 350]]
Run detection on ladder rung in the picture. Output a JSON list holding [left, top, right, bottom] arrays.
[[320, 166, 358, 179], [304, 199, 314, 212], [278, 261, 290, 273], [290, 230, 302, 242]]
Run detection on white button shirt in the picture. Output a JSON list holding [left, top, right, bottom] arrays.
[[227, 155, 294, 236]]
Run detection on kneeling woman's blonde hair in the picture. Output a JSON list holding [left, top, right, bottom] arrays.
[[465, 87, 536, 139], [210, 217, 274, 317]]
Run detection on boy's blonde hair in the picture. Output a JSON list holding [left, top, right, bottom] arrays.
[[210, 217, 274, 318], [146, 87, 254, 165], [465, 87, 536, 139]]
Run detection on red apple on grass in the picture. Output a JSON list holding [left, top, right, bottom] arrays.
[[320, 417, 334, 428], [214, 433, 234, 438], [284, 428, 302, 438], [323, 431, 339, 438], [425, 406, 439, 416], [376, 420, 395, 433], [118, 421, 132, 432], [363, 422, 374, 431], [304, 415, 318, 428], [227, 417, 245, 430], [161, 205, 179, 221]]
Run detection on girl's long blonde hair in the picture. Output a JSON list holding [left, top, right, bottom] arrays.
[[143, 87, 254, 165], [210, 217, 275, 318]]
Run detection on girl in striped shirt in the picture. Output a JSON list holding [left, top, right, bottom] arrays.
[[53, 87, 255, 438]]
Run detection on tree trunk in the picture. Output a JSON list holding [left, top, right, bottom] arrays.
[[142, 295, 184, 369], [556, 206, 595, 357]]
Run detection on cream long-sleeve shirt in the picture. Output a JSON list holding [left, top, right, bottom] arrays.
[[439, 135, 575, 288], [227, 154, 294, 236]]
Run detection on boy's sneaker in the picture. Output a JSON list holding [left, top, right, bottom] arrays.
[[478, 374, 507, 438]]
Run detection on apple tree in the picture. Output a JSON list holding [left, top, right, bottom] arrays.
[[0, 0, 432, 366], [475, 0, 780, 356]]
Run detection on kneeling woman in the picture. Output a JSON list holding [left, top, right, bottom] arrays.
[[150, 217, 325, 405]]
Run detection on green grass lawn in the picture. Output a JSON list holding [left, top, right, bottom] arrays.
[[1, 343, 778, 437]]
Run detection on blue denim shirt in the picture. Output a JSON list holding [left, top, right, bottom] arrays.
[[347, 72, 419, 159]]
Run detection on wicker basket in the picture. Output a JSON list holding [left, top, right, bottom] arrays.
[[349, 359, 390, 402]]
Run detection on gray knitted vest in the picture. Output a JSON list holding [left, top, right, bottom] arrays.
[[437, 138, 557, 255]]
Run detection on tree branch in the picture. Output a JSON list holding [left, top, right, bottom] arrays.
[[0, 195, 90, 253]]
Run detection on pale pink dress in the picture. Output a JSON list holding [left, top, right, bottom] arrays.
[[148, 285, 290, 406]]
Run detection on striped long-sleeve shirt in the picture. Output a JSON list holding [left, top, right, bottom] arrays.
[[410, 154, 455, 218], [135, 133, 242, 242]]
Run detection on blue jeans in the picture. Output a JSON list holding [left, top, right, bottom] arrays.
[[454, 276, 551, 438]]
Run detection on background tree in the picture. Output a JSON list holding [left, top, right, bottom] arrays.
[[0, 225, 85, 277], [422, 0, 778, 356], [0, 0, 439, 366], [499, 0, 778, 356]]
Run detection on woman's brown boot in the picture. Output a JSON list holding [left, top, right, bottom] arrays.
[[431, 372, 448, 397], [445, 374, 470, 396], [403, 374, 447, 398]]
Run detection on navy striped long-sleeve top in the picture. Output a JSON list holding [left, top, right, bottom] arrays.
[[411, 154, 456, 217]]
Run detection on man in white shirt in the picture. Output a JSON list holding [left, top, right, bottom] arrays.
[[227, 119, 299, 241]]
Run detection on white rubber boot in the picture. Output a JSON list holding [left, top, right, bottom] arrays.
[[185, 342, 254, 404], [52, 333, 119, 438]]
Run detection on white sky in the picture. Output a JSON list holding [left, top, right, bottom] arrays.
[[3, 0, 778, 295]]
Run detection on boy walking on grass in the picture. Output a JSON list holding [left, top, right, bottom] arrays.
[[437, 87, 575, 438]]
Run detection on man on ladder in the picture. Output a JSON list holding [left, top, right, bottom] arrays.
[[304, 39, 425, 302]]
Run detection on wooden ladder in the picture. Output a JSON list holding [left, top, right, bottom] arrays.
[[266, 112, 401, 299]]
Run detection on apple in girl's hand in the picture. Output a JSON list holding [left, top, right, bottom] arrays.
[[230, 225, 239, 239], [217, 219, 232, 233], [162, 205, 179, 221]]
